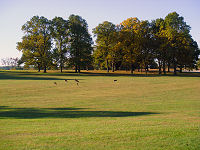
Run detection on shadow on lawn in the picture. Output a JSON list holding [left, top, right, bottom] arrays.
[[0, 71, 83, 80], [1, 70, 200, 80], [0, 106, 159, 119], [70, 71, 200, 77]]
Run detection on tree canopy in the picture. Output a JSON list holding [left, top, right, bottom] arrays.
[[17, 16, 52, 73], [93, 21, 117, 72], [50, 16, 69, 72], [68, 15, 93, 73], [17, 12, 199, 74]]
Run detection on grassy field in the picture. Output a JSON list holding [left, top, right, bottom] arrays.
[[0, 70, 199, 150]]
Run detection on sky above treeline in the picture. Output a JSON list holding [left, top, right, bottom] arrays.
[[0, 0, 199, 65]]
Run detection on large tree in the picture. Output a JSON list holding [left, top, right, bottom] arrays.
[[50, 17, 69, 72], [135, 20, 154, 74], [151, 18, 169, 74], [68, 15, 93, 73], [17, 35, 42, 71], [164, 12, 191, 75], [178, 37, 200, 71], [119, 17, 140, 74], [17, 16, 52, 73], [93, 21, 117, 72]]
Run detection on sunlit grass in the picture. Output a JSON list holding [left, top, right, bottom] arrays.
[[0, 70, 199, 149]]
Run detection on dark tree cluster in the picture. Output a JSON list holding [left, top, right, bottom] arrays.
[[17, 15, 93, 73], [93, 12, 200, 75]]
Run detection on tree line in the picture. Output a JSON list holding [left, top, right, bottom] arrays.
[[17, 12, 199, 74]]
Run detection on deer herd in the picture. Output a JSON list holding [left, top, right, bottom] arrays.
[[53, 79, 117, 86]]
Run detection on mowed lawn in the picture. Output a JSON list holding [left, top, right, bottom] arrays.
[[0, 70, 199, 150]]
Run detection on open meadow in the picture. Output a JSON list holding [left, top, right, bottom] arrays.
[[0, 70, 200, 150]]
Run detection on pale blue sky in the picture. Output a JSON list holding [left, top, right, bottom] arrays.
[[0, 0, 199, 64]]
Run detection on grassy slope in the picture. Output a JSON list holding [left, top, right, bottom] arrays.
[[0, 70, 199, 150]]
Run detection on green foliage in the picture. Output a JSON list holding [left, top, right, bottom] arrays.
[[134, 20, 154, 72], [50, 17, 69, 72], [68, 15, 93, 73], [118, 17, 141, 73], [17, 15, 93, 73], [92, 12, 199, 74], [151, 18, 169, 74], [163, 12, 196, 74], [197, 59, 200, 69], [16, 12, 199, 74], [17, 16, 52, 73], [93, 21, 117, 72]]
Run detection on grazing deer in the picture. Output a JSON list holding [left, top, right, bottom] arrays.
[[75, 79, 79, 82], [74, 79, 79, 86]]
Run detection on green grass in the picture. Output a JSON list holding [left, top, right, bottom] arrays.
[[0, 70, 199, 150]]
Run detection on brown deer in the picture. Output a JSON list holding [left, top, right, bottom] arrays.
[[75, 79, 79, 86], [75, 79, 79, 82]]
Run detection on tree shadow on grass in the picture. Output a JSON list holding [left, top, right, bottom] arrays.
[[0, 106, 159, 119], [0, 71, 83, 81], [73, 71, 200, 77], [0, 106, 9, 109], [1, 70, 199, 79]]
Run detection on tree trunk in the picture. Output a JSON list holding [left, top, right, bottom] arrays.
[[172, 56, 177, 75], [145, 68, 148, 75], [38, 65, 40, 72], [106, 59, 109, 73], [168, 63, 170, 72], [60, 65, 63, 73], [158, 60, 162, 75], [75, 65, 78, 73], [146, 65, 149, 71], [163, 61, 166, 74], [60, 44, 63, 73], [112, 62, 114, 72], [180, 65, 183, 73], [173, 63, 177, 75], [115, 65, 117, 71], [60, 56, 63, 73], [131, 63, 134, 74], [44, 65, 47, 73], [78, 65, 81, 73], [37, 63, 41, 72], [146, 64, 149, 75]]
